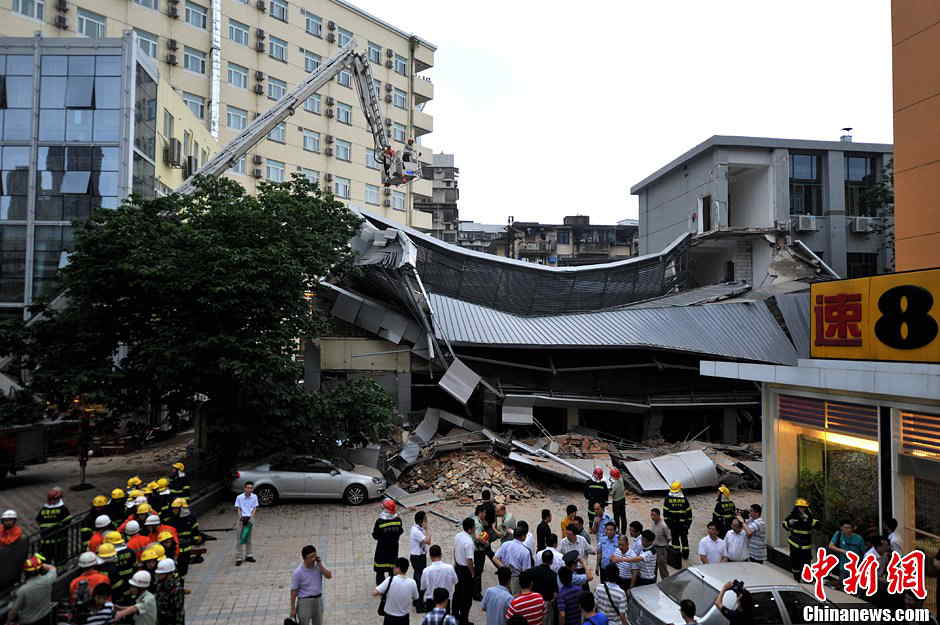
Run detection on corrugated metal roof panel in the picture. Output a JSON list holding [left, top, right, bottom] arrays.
[[775, 292, 811, 358], [430, 294, 798, 365]]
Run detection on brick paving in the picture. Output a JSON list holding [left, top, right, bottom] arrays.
[[185, 485, 761, 625]]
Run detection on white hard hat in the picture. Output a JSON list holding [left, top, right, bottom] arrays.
[[156, 558, 176, 574], [95, 514, 111, 529], [125, 520, 141, 535], [1, 509, 16, 520], [130, 570, 151, 588], [144, 514, 160, 526], [133, 496, 148, 505], [78, 551, 100, 568]]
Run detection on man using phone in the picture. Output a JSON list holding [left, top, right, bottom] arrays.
[[290, 545, 332, 625]]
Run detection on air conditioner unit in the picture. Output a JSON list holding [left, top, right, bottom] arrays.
[[796, 215, 818, 232], [383, 187, 391, 196], [163, 138, 182, 166], [255, 0, 265, 10], [325, 108, 334, 118], [252, 168, 263, 178], [384, 94, 392, 103], [166, 53, 178, 65], [254, 70, 265, 81], [385, 49, 394, 58], [324, 147, 333, 156], [325, 96, 334, 106], [384, 118, 392, 126], [255, 42, 265, 52], [256, 28, 265, 39], [54, 14, 68, 28], [385, 60, 393, 69], [385, 129, 391, 138], [327, 20, 336, 30], [167, 6, 178, 17], [167, 0, 178, 4], [384, 83, 393, 92], [850, 216, 875, 233], [383, 199, 391, 207], [252, 155, 263, 165], [183, 156, 197, 179], [55, 0, 67, 12], [325, 173, 333, 182], [326, 33, 335, 43], [167, 39, 178, 50], [325, 135, 334, 143], [253, 84, 264, 94]]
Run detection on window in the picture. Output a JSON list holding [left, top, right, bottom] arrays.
[[77, 8, 106, 37], [302, 10, 322, 36], [391, 190, 405, 210], [558, 230, 570, 244], [779, 591, 825, 625], [335, 139, 351, 161], [304, 93, 321, 114], [366, 149, 380, 170], [302, 129, 320, 152], [745, 591, 783, 625], [337, 27, 352, 47], [134, 0, 157, 9], [184, 1, 207, 29], [269, 36, 288, 62], [227, 105, 247, 129], [136, 30, 158, 58], [847, 252, 879, 279], [372, 79, 381, 98], [789, 152, 822, 216], [266, 159, 285, 182], [393, 88, 407, 109], [267, 122, 286, 143], [845, 154, 878, 217], [334, 176, 350, 198], [163, 108, 174, 137], [368, 42, 382, 64], [336, 102, 352, 124], [268, 77, 287, 100], [12, 0, 43, 20], [658, 570, 719, 619], [394, 54, 408, 75], [299, 167, 318, 184], [365, 184, 380, 205], [302, 50, 321, 73], [228, 19, 249, 45], [230, 155, 246, 175], [270, 0, 287, 22], [227, 63, 248, 88], [183, 92, 205, 119], [392, 122, 406, 142], [337, 70, 352, 88], [184, 47, 206, 74]]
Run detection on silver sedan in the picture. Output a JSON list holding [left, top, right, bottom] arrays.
[[230, 455, 386, 506]]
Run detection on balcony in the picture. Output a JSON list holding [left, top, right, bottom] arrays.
[[413, 44, 434, 73], [413, 110, 433, 137], [517, 241, 556, 256], [414, 76, 433, 105], [411, 208, 433, 231], [576, 242, 611, 254]]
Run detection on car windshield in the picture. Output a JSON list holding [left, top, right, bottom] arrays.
[[658, 570, 719, 618], [330, 456, 354, 471]]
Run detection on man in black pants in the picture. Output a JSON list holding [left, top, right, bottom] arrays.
[[453, 517, 476, 625], [410, 511, 430, 612]]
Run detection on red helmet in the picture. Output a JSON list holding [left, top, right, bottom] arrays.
[[610, 468, 621, 479], [46, 488, 61, 502], [23, 555, 44, 572], [592, 468, 603, 479], [382, 499, 396, 514]]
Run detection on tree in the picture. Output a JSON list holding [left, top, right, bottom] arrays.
[[9, 175, 387, 460]]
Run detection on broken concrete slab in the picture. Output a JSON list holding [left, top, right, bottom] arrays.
[[623, 449, 719, 494], [386, 484, 442, 508]]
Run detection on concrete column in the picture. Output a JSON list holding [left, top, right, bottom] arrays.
[[826, 151, 848, 278], [771, 149, 790, 224], [397, 372, 412, 416], [303, 339, 321, 391], [643, 408, 664, 440], [715, 164, 729, 228], [722, 407, 739, 444], [565, 407, 579, 430]]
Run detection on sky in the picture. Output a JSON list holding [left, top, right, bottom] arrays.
[[351, 0, 894, 225]]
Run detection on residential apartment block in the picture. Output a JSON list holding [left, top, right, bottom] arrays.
[[455, 221, 506, 255], [631, 135, 894, 285], [414, 152, 458, 242], [2, 0, 436, 229], [508, 216, 638, 266]]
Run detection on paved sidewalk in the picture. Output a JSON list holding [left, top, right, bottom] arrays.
[[185, 486, 753, 625]]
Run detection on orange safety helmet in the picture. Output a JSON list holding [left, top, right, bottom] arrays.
[[382, 499, 396, 514]]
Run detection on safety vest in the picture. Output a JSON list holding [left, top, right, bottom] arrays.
[[36, 506, 69, 537], [113, 546, 136, 593], [662, 492, 692, 527]]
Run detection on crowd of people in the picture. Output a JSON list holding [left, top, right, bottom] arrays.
[[362, 467, 770, 625], [4, 461, 208, 625]]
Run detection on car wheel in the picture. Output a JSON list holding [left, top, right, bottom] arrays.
[[343, 484, 368, 506], [255, 485, 278, 506]]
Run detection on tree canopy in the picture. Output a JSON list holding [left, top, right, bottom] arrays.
[[3, 175, 394, 459]]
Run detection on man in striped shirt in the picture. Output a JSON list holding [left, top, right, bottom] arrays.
[[84, 583, 116, 625], [593, 564, 627, 625], [742, 504, 767, 564], [505, 570, 545, 625], [612, 531, 657, 588]]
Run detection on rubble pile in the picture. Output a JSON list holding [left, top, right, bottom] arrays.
[[398, 450, 543, 501], [555, 434, 610, 457]]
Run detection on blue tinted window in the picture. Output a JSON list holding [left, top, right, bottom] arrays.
[[4, 110, 31, 140], [93, 110, 120, 141], [41, 56, 68, 76], [68, 56, 95, 76], [94, 77, 121, 109], [6, 77, 33, 108], [2, 147, 30, 170], [6, 56, 32, 75], [40, 77, 67, 108], [38, 110, 66, 141], [66, 110, 93, 142], [95, 56, 122, 76]]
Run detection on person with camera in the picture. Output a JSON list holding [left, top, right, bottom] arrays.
[[289, 545, 332, 625], [713, 580, 752, 625]]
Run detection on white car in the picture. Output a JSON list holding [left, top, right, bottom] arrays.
[[231, 454, 386, 506], [626, 562, 868, 624]]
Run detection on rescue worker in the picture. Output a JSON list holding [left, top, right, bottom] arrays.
[[712, 485, 736, 535], [158, 530, 179, 561], [372, 498, 404, 585], [126, 476, 143, 491], [96, 542, 118, 584], [137, 548, 161, 591], [125, 520, 151, 558], [36, 487, 70, 564], [0, 509, 23, 546], [783, 498, 819, 582], [114, 571, 157, 625], [583, 468, 609, 528], [145, 482, 162, 512], [609, 468, 627, 535], [169, 462, 191, 499], [154, 478, 173, 519], [142, 514, 175, 545], [70, 552, 110, 603], [155, 558, 185, 625], [108, 530, 137, 603], [108, 488, 127, 521], [118, 503, 153, 534], [663, 481, 693, 561], [166, 497, 204, 573], [81, 496, 110, 545], [87, 515, 112, 554]]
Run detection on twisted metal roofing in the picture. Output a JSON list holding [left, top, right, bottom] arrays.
[[429, 294, 798, 364]]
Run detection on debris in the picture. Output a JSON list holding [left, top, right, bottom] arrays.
[[397, 450, 542, 501], [385, 484, 442, 508], [622, 449, 719, 494], [553, 434, 611, 457]]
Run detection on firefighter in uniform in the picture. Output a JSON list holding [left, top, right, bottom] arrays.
[[712, 485, 736, 535], [108, 488, 127, 522], [583, 468, 610, 528], [166, 497, 204, 574], [169, 463, 191, 499], [81, 496, 110, 546], [663, 481, 693, 560], [783, 497, 818, 581], [372, 499, 404, 585], [154, 478, 173, 520], [36, 487, 70, 564], [107, 530, 137, 604]]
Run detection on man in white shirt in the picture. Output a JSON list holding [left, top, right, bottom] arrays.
[[372, 557, 418, 625], [723, 518, 748, 562], [885, 518, 902, 554], [419, 545, 458, 613], [698, 522, 727, 565], [517, 520, 536, 555], [536, 533, 564, 572], [410, 511, 431, 612], [233, 481, 259, 566], [453, 517, 477, 625]]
